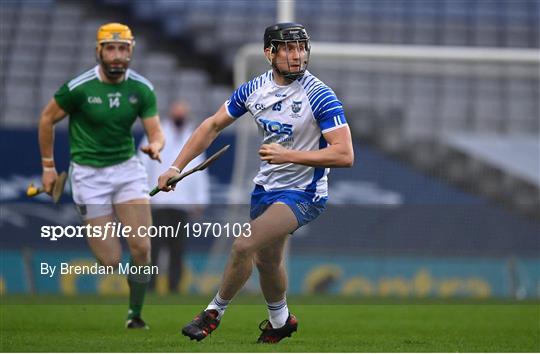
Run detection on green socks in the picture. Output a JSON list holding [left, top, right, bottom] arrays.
[[126, 259, 152, 319]]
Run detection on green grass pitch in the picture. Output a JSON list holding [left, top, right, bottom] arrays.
[[1, 295, 539, 352]]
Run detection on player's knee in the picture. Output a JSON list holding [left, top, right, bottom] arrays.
[[231, 240, 254, 259], [254, 255, 282, 272], [130, 242, 151, 263], [99, 254, 121, 268]]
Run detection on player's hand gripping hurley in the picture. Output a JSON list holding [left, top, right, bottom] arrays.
[[26, 171, 68, 203], [149, 144, 230, 196]]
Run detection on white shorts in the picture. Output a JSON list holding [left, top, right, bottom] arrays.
[[70, 156, 149, 220]]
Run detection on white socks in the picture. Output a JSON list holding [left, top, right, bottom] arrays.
[[266, 298, 289, 328], [205, 293, 289, 327], [205, 292, 231, 319]]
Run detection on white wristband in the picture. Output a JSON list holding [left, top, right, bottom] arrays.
[[41, 157, 54, 162], [169, 166, 181, 173], [43, 167, 56, 172]]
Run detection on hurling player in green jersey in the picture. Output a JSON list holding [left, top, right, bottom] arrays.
[[38, 23, 165, 329]]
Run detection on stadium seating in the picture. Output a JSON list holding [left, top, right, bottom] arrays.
[[98, 0, 539, 55], [0, 1, 219, 127], [2, 0, 538, 128]]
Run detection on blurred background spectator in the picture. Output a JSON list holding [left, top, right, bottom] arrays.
[[138, 99, 210, 293]]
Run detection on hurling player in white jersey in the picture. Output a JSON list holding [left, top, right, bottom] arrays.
[[158, 23, 354, 343]]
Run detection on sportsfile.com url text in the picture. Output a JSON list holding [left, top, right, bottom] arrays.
[[41, 222, 252, 241]]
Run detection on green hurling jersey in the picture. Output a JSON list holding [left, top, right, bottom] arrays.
[[54, 66, 158, 167]]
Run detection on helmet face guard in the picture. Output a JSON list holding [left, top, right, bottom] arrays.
[[264, 23, 311, 81], [95, 23, 135, 79]]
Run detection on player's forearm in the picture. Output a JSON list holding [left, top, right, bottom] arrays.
[[141, 116, 165, 152], [38, 115, 55, 166], [287, 144, 354, 168], [37, 99, 67, 167], [147, 128, 165, 151], [172, 117, 221, 171]]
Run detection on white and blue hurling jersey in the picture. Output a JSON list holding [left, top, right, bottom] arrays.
[[225, 70, 348, 197]]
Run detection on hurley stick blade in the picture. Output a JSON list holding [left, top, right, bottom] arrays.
[[52, 171, 68, 203]]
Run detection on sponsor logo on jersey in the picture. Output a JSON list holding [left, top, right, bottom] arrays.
[[87, 96, 103, 104], [257, 117, 293, 136], [254, 103, 265, 111]]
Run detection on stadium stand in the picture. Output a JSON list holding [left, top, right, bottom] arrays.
[[3, 0, 538, 129], [0, 0, 228, 127], [98, 0, 539, 49]]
